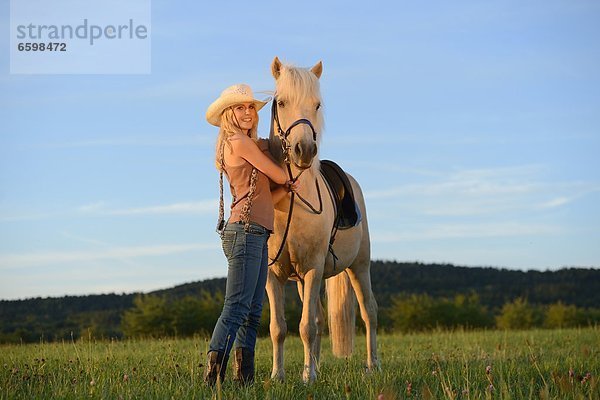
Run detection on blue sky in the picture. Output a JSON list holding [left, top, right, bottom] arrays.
[[1, 1, 599, 300]]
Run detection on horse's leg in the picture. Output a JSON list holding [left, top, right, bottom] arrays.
[[314, 296, 325, 366], [296, 280, 304, 302], [299, 268, 322, 383], [297, 278, 323, 368], [266, 268, 286, 381], [346, 264, 379, 371]]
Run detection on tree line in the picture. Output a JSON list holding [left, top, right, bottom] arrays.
[[1, 262, 599, 343], [117, 292, 600, 339]]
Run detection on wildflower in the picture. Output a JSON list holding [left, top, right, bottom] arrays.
[[581, 372, 591, 384], [123, 374, 129, 382], [344, 384, 351, 396], [488, 384, 494, 392], [569, 368, 574, 378], [486, 365, 492, 375], [462, 389, 469, 395], [90, 379, 96, 386], [432, 370, 437, 376], [406, 381, 413, 395], [377, 393, 385, 400]]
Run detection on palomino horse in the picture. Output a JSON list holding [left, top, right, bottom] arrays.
[[266, 57, 379, 383]]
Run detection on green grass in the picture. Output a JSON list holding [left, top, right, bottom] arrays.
[[1, 328, 598, 399]]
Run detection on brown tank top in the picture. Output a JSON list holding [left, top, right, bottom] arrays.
[[224, 139, 274, 231]]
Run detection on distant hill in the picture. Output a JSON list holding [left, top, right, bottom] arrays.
[[1, 261, 598, 343], [368, 261, 600, 309]]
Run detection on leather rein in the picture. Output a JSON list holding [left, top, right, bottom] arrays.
[[268, 96, 324, 266]]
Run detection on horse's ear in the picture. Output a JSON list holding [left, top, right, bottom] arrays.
[[310, 61, 323, 79], [272, 56, 282, 79]]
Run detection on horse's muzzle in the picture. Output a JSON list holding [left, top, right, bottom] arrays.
[[294, 142, 317, 169]]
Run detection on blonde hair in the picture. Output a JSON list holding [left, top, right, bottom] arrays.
[[214, 106, 259, 171]]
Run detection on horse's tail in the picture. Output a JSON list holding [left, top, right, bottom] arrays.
[[326, 270, 356, 357]]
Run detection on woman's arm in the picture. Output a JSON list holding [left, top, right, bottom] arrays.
[[271, 185, 290, 204], [230, 135, 288, 184], [271, 180, 300, 204]]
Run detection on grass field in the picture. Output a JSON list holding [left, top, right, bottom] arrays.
[[1, 328, 598, 399]]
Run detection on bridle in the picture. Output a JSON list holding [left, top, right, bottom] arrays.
[[270, 96, 318, 176], [268, 96, 323, 266]]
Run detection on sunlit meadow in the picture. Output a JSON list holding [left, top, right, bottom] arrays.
[[1, 328, 598, 399]]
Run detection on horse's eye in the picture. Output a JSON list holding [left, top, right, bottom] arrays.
[[277, 100, 285, 108], [316, 103, 321, 111]]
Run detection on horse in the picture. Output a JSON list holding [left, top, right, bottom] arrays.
[[265, 56, 379, 383]]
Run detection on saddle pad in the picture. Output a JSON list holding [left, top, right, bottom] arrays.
[[320, 160, 362, 229]]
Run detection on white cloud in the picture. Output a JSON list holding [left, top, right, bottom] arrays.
[[366, 165, 543, 199], [364, 165, 600, 217], [58, 230, 111, 247], [0, 211, 62, 222], [0, 200, 218, 223], [36, 134, 213, 149], [78, 200, 217, 216], [366, 179, 539, 200], [0, 242, 218, 269], [110, 201, 216, 215], [324, 132, 501, 147], [537, 186, 600, 209], [77, 201, 107, 213], [371, 222, 561, 243], [539, 197, 571, 209]]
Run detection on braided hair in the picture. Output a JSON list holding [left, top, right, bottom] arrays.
[[215, 107, 259, 233]]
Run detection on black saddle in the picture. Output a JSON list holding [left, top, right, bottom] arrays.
[[320, 160, 362, 230]]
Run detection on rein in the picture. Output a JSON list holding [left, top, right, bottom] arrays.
[[268, 97, 323, 267]]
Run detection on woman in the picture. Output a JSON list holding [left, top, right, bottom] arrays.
[[204, 83, 296, 386]]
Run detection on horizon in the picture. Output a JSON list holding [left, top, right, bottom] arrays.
[[2, 260, 598, 302], [2, 1, 600, 300]]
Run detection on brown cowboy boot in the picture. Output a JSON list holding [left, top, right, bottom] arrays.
[[204, 351, 228, 387], [232, 347, 255, 385]]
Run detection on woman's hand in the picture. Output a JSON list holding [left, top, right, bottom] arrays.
[[286, 180, 300, 193], [271, 180, 299, 204]]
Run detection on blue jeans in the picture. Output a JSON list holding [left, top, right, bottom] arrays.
[[208, 222, 270, 356]]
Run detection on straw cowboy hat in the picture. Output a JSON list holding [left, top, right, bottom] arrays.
[[206, 83, 270, 126]]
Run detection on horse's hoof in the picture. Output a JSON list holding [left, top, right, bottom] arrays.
[[302, 365, 317, 384], [271, 371, 285, 382], [364, 359, 382, 374]]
